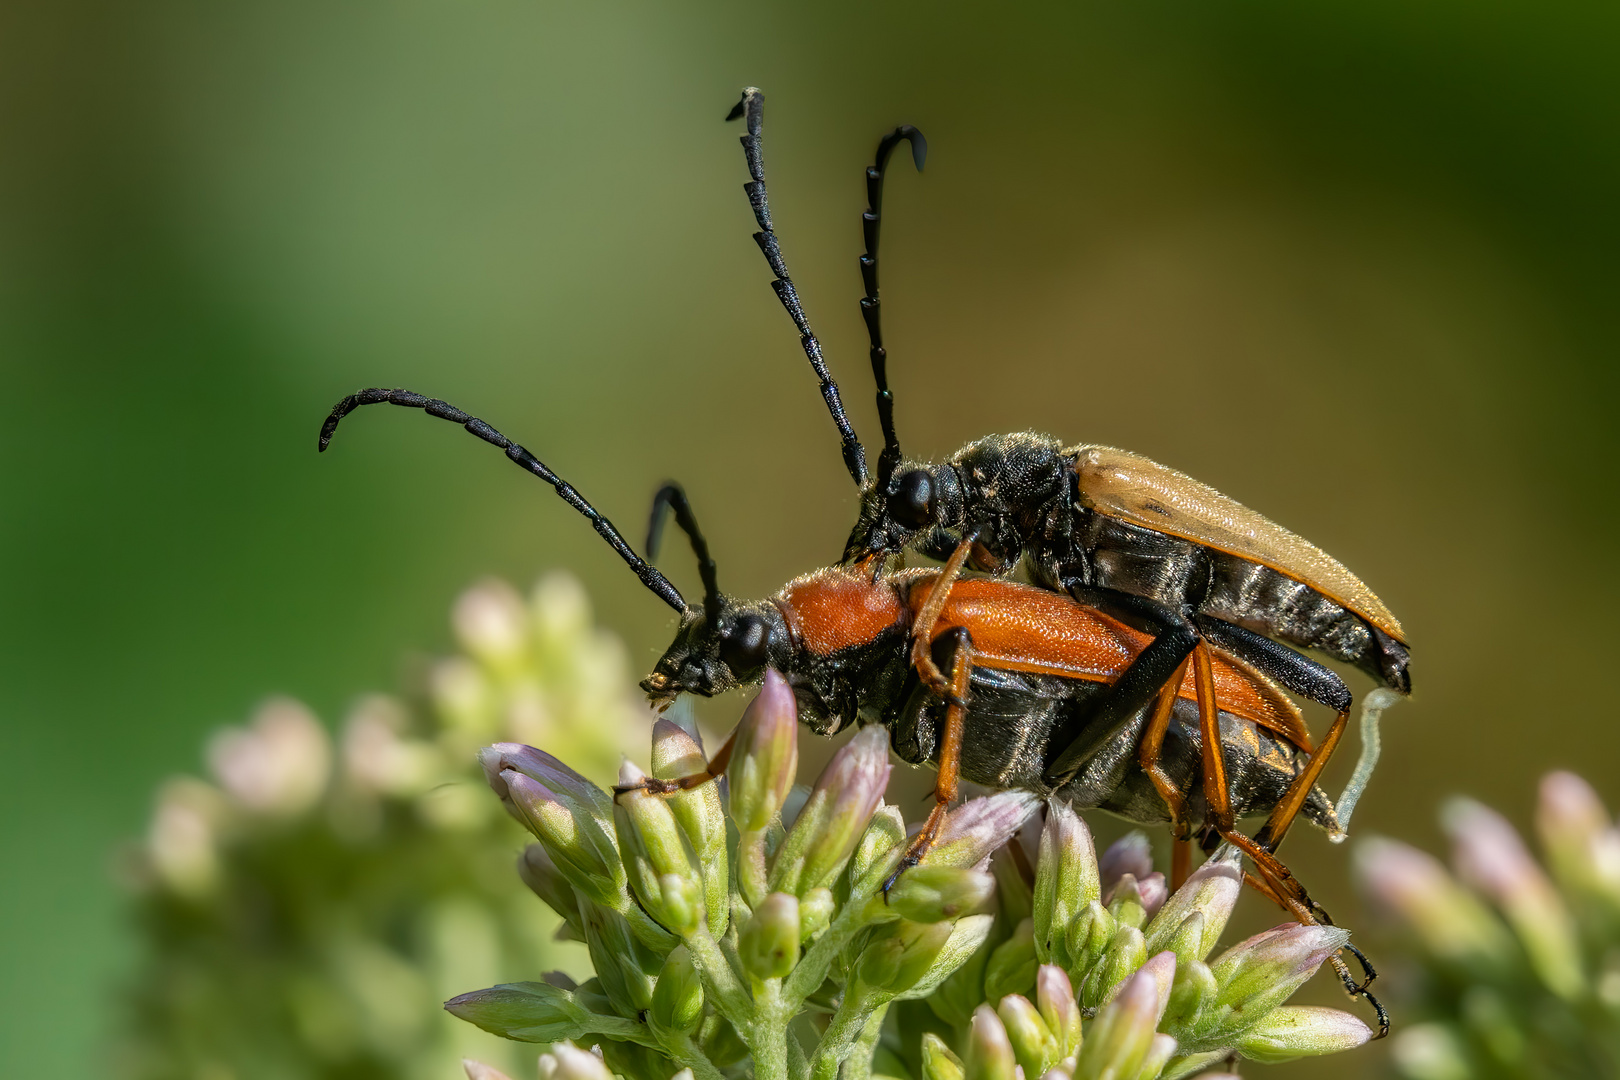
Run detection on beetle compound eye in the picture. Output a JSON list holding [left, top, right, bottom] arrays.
[[719, 614, 771, 674], [892, 469, 936, 529]]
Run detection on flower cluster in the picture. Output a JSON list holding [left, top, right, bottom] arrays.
[[452, 670, 1372, 1080], [118, 574, 648, 1080], [1355, 771, 1620, 1079]]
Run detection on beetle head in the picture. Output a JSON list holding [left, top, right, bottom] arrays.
[[840, 462, 964, 566], [641, 595, 792, 705]]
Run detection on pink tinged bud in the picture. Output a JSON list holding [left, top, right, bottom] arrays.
[[771, 727, 891, 895], [1537, 771, 1620, 904], [517, 844, 583, 931], [208, 697, 331, 816], [1076, 964, 1161, 1080], [739, 892, 800, 980], [998, 993, 1059, 1078], [965, 1005, 1018, 1080], [929, 790, 1041, 869], [481, 743, 614, 822], [727, 669, 800, 832], [1143, 845, 1242, 961], [1099, 831, 1155, 895], [1204, 924, 1350, 1039], [498, 769, 622, 904], [1232, 1005, 1373, 1063], [550, 1042, 614, 1080], [463, 1059, 517, 1080], [1032, 801, 1100, 969], [1105, 873, 1153, 930], [1443, 797, 1584, 999], [452, 578, 530, 669], [1354, 836, 1512, 962], [1036, 964, 1082, 1058]]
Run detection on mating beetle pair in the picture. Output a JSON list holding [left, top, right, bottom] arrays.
[[319, 86, 1407, 1032]]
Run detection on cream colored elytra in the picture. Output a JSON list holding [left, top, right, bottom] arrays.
[[1073, 446, 1405, 643]]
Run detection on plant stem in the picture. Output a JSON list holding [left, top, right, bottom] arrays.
[[844, 1005, 888, 1080], [810, 987, 884, 1080], [685, 927, 753, 1025], [648, 1023, 727, 1080], [754, 977, 790, 1080]]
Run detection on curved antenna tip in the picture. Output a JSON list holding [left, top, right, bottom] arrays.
[[906, 128, 928, 171]]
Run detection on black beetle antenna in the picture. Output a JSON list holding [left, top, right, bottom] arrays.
[[646, 482, 722, 624], [860, 125, 927, 489], [727, 87, 869, 490], [317, 388, 687, 614]]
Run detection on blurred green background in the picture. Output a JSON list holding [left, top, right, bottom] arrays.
[[4, 0, 1619, 1075]]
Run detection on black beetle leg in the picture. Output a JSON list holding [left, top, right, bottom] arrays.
[[1194, 615, 1353, 715], [1041, 590, 1199, 788]]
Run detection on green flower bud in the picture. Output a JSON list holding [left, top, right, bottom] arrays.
[[739, 891, 800, 980], [1139, 1033, 1179, 1079], [1035, 964, 1082, 1059], [652, 718, 730, 937], [727, 670, 799, 832], [997, 993, 1058, 1078], [1203, 924, 1350, 1040], [985, 917, 1038, 1004], [1163, 957, 1218, 1036], [1033, 802, 1099, 970], [897, 914, 996, 1000], [650, 946, 704, 1034], [1064, 900, 1116, 987], [772, 728, 891, 896], [1106, 873, 1149, 931], [443, 981, 589, 1043], [1083, 924, 1146, 1012], [1143, 845, 1242, 962], [965, 1005, 1018, 1080], [857, 933, 906, 991], [850, 803, 908, 890], [921, 1033, 965, 1080], [884, 866, 997, 923], [799, 887, 835, 942], [579, 898, 659, 1015], [1232, 1005, 1373, 1063], [614, 760, 705, 935], [1074, 963, 1164, 1080]]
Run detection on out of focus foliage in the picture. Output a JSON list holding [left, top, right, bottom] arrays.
[[116, 574, 648, 1080]]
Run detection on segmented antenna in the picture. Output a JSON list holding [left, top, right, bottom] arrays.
[[646, 482, 722, 624], [317, 388, 687, 614], [860, 125, 927, 488], [727, 87, 869, 489]]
